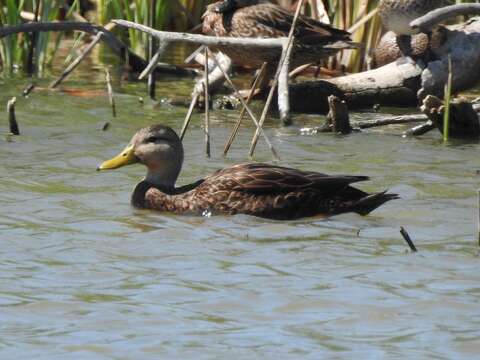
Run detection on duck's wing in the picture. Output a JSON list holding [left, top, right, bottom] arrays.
[[206, 163, 369, 195], [246, 3, 352, 43]]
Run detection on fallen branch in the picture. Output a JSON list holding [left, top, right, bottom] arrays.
[[354, 114, 427, 129], [0, 21, 194, 75]]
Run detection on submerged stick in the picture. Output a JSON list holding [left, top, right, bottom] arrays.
[[180, 93, 200, 141], [249, 0, 305, 156], [7, 97, 19, 135], [49, 32, 103, 89], [400, 227, 418, 252], [354, 114, 427, 129], [210, 54, 279, 161], [105, 68, 116, 118], [223, 62, 267, 156], [22, 83, 35, 97], [403, 121, 435, 137], [204, 48, 211, 158]]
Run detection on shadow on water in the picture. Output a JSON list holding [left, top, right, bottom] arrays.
[[1, 62, 480, 359]]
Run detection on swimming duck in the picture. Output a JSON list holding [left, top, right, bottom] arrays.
[[202, 0, 358, 86], [378, 0, 453, 58], [97, 125, 398, 220]]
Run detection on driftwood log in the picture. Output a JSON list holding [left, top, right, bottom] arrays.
[[289, 17, 480, 114], [421, 95, 480, 138]]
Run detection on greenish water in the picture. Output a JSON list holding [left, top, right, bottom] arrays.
[[1, 68, 480, 359]]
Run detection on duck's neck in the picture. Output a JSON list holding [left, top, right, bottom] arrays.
[[145, 169, 178, 189]]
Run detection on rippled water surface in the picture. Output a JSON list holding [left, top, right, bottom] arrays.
[[1, 68, 480, 359]]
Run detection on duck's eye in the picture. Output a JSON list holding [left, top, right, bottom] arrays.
[[145, 136, 159, 143]]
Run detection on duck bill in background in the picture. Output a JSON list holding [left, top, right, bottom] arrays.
[[214, 0, 236, 13], [97, 143, 138, 171]]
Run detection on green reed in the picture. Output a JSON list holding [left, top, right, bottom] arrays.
[[0, 0, 80, 75], [98, 0, 210, 58]]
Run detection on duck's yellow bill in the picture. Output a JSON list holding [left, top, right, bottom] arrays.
[[97, 144, 138, 171]]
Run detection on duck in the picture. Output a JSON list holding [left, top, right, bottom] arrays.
[[378, 0, 453, 58], [97, 124, 398, 220], [202, 0, 359, 88]]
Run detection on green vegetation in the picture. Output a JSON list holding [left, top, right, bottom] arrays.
[[0, 0, 474, 75], [0, 0, 80, 75]]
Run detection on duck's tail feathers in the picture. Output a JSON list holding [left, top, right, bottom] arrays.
[[353, 191, 399, 216]]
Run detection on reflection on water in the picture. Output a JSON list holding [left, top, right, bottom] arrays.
[[1, 71, 480, 359]]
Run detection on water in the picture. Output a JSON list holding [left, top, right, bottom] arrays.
[[1, 69, 480, 359]]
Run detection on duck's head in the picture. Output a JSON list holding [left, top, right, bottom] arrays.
[[212, 0, 262, 13], [97, 125, 184, 187]]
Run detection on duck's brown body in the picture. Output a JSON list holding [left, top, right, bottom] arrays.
[[202, 1, 356, 69], [132, 163, 397, 220]]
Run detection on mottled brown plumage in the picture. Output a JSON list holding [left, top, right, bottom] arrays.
[[378, 0, 453, 59], [97, 125, 398, 220], [202, 0, 358, 69]]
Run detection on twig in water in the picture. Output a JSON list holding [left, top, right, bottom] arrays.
[[7, 97, 19, 135], [204, 47, 211, 158], [210, 55, 279, 161], [22, 83, 35, 97], [249, 0, 305, 156], [180, 93, 200, 141], [49, 32, 103, 89], [403, 120, 435, 137], [223, 62, 267, 156], [400, 227, 418, 252], [105, 68, 116, 118]]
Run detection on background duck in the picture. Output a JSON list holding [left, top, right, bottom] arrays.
[[378, 0, 454, 58], [97, 125, 398, 220], [202, 0, 359, 88]]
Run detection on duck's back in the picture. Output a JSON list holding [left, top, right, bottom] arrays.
[[142, 163, 397, 220], [202, 2, 353, 67]]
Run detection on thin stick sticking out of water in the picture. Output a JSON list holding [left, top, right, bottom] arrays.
[[7, 97, 19, 135], [49, 32, 103, 89], [400, 227, 418, 253], [147, 0, 157, 100], [210, 56, 279, 161], [223, 62, 267, 156], [105, 68, 116, 118], [180, 93, 200, 141], [204, 47, 211, 158]]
